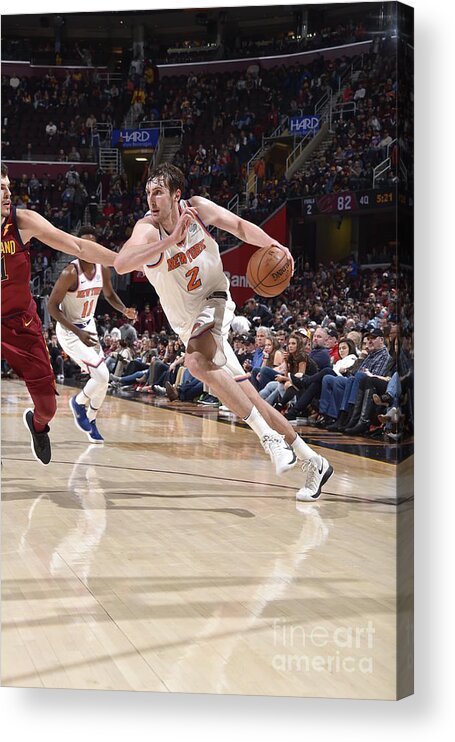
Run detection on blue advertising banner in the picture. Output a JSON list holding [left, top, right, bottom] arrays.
[[112, 128, 159, 149], [289, 116, 321, 135]]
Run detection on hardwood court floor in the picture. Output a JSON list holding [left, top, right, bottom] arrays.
[[1, 379, 413, 699]]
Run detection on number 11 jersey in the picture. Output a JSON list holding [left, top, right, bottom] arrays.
[[60, 260, 103, 324]]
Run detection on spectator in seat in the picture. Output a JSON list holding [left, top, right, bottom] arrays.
[[326, 328, 340, 363], [322, 328, 392, 431], [249, 325, 273, 385], [102, 334, 114, 355], [235, 335, 255, 371], [255, 335, 285, 391], [309, 326, 332, 370], [47, 333, 65, 382], [254, 157, 266, 192], [69, 145, 81, 162], [65, 165, 80, 187], [85, 113, 97, 130], [245, 297, 273, 327], [119, 318, 137, 346], [45, 120, 57, 139], [110, 350, 156, 390], [260, 332, 308, 406], [109, 339, 134, 377], [285, 337, 358, 422], [165, 368, 204, 402], [138, 302, 156, 336], [71, 183, 88, 228], [343, 329, 410, 436], [152, 300, 166, 332]]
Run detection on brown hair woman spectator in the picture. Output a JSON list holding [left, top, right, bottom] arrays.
[[259, 333, 309, 406], [256, 335, 285, 391]]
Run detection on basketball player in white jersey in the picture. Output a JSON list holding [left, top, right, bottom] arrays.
[[48, 226, 137, 443], [115, 164, 333, 501]]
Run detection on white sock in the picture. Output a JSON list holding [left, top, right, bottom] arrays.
[[244, 406, 277, 439], [76, 390, 89, 406], [87, 404, 98, 423], [291, 434, 318, 461]]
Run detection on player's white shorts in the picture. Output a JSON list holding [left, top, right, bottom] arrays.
[[179, 295, 247, 381], [56, 318, 105, 374]]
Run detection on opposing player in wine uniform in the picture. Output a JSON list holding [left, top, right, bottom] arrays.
[[48, 226, 137, 444], [115, 163, 333, 501], [1, 164, 116, 465]]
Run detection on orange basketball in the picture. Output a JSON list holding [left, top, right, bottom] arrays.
[[246, 245, 293, 298]]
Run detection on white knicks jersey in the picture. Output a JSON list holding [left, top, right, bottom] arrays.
[[60, 259, 104, 324], [143, 200, 230, 338]]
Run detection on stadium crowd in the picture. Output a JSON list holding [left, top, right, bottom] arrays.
[[2, 33, 412, 442], [2, 37, 400, 212], [2, 249, 413, 442], [2, 38, 404, 268]]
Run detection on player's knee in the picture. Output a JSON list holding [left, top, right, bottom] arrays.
[[98, 363, 110, 386], [92, 363, 109, 386], [184, 352, 198, 375], [185, 351, 208, 380]]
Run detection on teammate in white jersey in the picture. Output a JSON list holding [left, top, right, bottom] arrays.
[[115, 164, 333, 501], [49, 226, 137, 444]]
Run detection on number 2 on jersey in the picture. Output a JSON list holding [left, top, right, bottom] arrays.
[[185, 266, 202, 292], [81, 299, 95, 318]]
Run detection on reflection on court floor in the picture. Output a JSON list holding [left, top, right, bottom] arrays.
[[1, 379, 412, 698]]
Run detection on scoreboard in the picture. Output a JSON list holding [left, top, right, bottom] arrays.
[[299, 188, 411, 216]]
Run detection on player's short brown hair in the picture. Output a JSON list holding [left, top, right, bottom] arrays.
[[1, 163, 9, 177], [78, 225, 97, 239], [146, 162, 185, 195]]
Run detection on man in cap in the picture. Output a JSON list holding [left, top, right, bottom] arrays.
[[325, 327, 392, 432], [342, 327, 394, 435]]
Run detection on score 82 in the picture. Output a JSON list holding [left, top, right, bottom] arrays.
[[337, 194, 352, 211]]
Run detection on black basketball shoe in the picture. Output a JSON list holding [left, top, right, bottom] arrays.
[[23, 409, 51, 465]]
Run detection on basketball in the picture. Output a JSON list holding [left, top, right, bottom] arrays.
[[246, 244, 293, 298]]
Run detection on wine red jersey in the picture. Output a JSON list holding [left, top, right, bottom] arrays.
[[1, 206, 33, 318]]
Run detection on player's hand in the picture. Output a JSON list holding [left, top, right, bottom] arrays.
[[171, 206, 198, 244], [77, 329, 98, 347], [124, 307, 138, 321], [272, 242, 294, 274]]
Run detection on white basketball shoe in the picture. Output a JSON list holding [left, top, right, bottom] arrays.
[[296, 455, 334, 501], [261, 434, 297, 476]]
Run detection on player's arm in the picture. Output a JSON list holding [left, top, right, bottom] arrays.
[[190, 196, 294, 271], [114, 209, 197, 274], [101, 266, 137, 320], [17, 209, 116, 266], [48, 266, 97, 347], [114, 219, 162, 274]]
